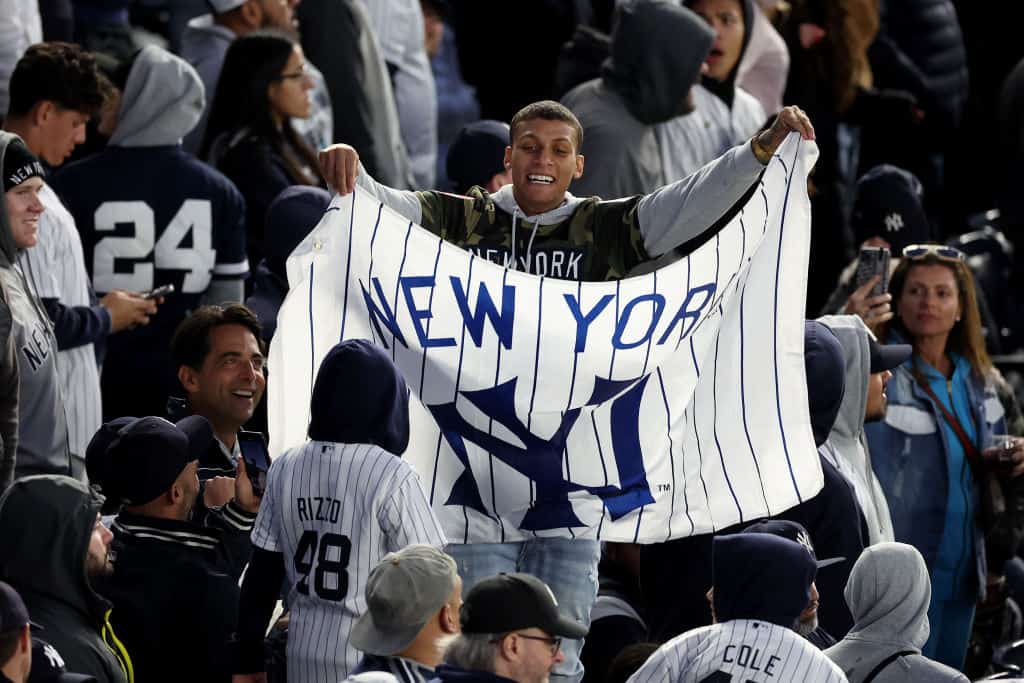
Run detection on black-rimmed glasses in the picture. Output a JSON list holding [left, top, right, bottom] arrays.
[[493, 633, 562, 656]]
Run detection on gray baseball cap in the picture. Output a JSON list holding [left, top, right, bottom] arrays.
[[351, 545, 458, 656]]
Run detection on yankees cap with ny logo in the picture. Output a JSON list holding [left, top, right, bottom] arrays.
[[742, 519, 845, 569]]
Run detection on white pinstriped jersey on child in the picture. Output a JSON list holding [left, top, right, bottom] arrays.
[[251, 440, 447, 683]]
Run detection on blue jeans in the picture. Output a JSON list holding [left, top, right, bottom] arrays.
[[446, 538, 601, 683]]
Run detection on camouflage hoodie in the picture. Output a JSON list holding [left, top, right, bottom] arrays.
[[353, 138, 765, 282]]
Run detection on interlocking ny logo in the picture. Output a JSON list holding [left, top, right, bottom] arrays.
[[43, 643, 64, 669], [884, 212, 904, 233], [427, 374, 656, 530], [796, 529, 815, 556]]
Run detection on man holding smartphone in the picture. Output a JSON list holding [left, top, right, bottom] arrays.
[[170, 303, 266, 507], [97, 415, 260, 682]]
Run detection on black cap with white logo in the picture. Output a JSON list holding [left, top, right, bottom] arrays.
[[460, 573, 588, 639], [743, 519, 845, 569]]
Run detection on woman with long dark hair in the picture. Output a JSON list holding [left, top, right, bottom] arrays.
[[865, 245, 1024, 670], [201, 30, 324, 266]]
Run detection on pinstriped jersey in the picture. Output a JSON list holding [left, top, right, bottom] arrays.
[[251, 441, 447, 683], [20, 183, 102, 461], [627, 620, 847, 683]]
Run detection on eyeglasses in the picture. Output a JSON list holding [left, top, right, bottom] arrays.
[[901, 244, 966, 262], [493, 633, 562, 656], [276, 63, 308, 81]]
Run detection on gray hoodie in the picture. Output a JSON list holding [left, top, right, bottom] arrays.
[[106, 46, 243, 306], [561, 0, 714, 199], [109, 45, 204, 148], [825, 542, 969, 682], [819, 314, 895, 544], [0, 132, 72, 479]]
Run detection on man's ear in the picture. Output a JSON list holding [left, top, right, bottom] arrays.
[[574, 154, 584, 179], [32, 100, 56, 127], [499, 633, 520, 661], [503, 146, 512, 169], [178, 364, 199, 393], [439, 603, 458, 634], [240, 0, 263, 28]]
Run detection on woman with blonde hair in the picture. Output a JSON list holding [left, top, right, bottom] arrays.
[[865, 244, 1023, 670]]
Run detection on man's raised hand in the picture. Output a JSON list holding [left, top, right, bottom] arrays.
[[753, 106, 816, 163], [318, 144, 361, 195]]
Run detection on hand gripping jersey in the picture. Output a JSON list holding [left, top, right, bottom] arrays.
[[628, 620, 847, 683], [251, 441, 447, 683]]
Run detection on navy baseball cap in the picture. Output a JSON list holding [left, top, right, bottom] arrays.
[[86, 415, 213, 501], [852, 165, 931, 252], [29, 639, 96, 682], [868, 337, 912, 374], [446, 120, 510, 194], [85, 416, 137, 493], [743, 519, 844, 569], [0, 581, 32, 634], [104, 417, 197, 505], [461, 573, 588, 639]]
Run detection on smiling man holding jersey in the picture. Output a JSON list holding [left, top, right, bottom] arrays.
[[317, 99, 815, 682]]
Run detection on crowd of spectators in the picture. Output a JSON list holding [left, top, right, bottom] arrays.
[[2, 0, 1024, 682]]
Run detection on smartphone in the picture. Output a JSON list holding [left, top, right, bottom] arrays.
[[854, 247, 891, 297], [142, 283, 175, 300], [237, 430, 270, 497]]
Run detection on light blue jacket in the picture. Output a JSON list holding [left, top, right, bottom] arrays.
[[865, 345, 1006, 600]]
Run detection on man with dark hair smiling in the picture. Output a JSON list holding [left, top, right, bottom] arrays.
[[170, 304, 266, 483]]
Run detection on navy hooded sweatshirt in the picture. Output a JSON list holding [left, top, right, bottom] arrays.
[[233, 339, 413, 673], [712, 533, 817, 628], [246, 186, 331, 343]]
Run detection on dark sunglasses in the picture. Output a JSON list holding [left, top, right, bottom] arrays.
[[901, 244, 965, 262]]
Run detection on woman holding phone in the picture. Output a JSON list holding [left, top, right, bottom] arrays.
[[865, 244, 1024, 670]]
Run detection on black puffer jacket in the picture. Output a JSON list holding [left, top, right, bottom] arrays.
[[869, 0, 969, 133]]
